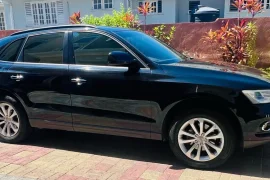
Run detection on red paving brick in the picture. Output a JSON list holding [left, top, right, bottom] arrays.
[[0, 131, 269, 180], [58, 175, 80, 180], [94, 163, 113, 172]]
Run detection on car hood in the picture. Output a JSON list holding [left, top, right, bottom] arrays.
[[159, 59, 270, 89], [164, 59, 265, 77]]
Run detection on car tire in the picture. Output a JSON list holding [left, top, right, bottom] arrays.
[[0, 95, 32, 143], [169, 109, 236, 169]]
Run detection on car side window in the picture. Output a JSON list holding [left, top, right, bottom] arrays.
[[72, 32, 127, 66], [23, 33, 64, 64], [0, 38, 25, 62]]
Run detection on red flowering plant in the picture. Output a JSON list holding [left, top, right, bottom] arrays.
[[70, 12, 81, 24], [122, 12, 140, 29], [68, 4, 175, 46], [138, 2, 155, 32], [246, 0, 263, 18], [202, 0, 262, 67]]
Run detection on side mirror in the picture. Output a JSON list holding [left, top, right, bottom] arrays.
[[108, 51, 136, 67]]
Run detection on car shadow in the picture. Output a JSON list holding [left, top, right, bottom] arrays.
[[23, 129, 270, 178]]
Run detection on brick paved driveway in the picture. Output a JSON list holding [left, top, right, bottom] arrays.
[[0, 129, 269, 180]]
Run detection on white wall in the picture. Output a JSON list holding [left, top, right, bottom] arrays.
[[224, 11, 270, 18], [132, 0, 176, 24], [68, 0, 125, 18], [6, 0, 126, 29], [2, 1, 13, 30], [11, 0, 31, 29], [0, 5, 7, 29]]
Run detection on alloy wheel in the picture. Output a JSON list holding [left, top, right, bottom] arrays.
[[178, 118, 224, 162], [0, 103, 20, 137]]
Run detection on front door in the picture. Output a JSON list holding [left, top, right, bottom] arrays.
[[69, 31, 153, 139], [6, 32, 72, 130]]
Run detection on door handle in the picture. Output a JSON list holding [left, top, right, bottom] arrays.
[[71, 78, 86, 85], [10, 75, 24, 81]]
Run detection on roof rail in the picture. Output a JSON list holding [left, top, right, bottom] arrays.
[[10, 24, 96, 36]]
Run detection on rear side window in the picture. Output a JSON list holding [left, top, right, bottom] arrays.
[[23, 33, 64, 64], [0, 38, 25, 62]]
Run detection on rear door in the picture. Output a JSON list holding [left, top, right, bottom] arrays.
[[0, 37, 26, 85], [5, 32, 73, 131]]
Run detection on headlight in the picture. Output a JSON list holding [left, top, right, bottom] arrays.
[[242, 90, 270, 104]]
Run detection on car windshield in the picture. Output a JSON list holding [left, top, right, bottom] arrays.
[[115, 30, 185, 64]]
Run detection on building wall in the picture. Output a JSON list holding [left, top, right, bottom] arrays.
[[0, 6, 5, 28], [2, 2, 13, 30], [1, 0, 230, 30], [131, 0, 176, 24], [177, 0, 225, 23], [68, 0, 125, 18], [8, 0, 31, 29], [5, 0, 126, 29]]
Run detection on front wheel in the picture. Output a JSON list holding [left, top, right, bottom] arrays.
[[169, 110, 236, 169]]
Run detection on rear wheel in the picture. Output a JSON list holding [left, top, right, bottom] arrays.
[[169, 110, 236, 169], [0, 96, 32, 143]]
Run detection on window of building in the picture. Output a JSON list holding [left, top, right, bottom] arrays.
[[93, 0, 102, 9], [93, 0, 113, 10], [104, 0, 113, 9], [262, 0, 270, 9], [230, 0, 239, 11], [23, 33, 64, 64], [0, 12, 5, 30], [0, 39, 25, 62], [138, 1, 162, 14], [25, 1, 64, 27], [72, 32, 126, 66]]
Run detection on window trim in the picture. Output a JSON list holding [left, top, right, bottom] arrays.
[[92, 0, 113, 10], [16, 31, 68, 65], [69, 30, 149, 69], [0, 37, 27, 63], [0, 11, 6, 30], [104, 0, 113, 9]]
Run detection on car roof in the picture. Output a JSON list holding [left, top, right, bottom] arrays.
[[10, 24, 131, 37]]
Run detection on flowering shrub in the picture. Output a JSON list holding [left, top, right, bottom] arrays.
[[152, 25, 176, 45], [246, 22, 259, 67], [261, 67, 270, 79], [246, 0, 263, 18], [69, 2, 175, 45], [70, 12, 82, 24], [81, 4, 139, 29], [137, 2, 155, 32], [202, 0, 262, 67]]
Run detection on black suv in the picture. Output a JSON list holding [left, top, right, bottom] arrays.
[[0, 25, 270, 169]]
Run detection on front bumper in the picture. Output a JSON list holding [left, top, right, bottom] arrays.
[[238, 103, 270, 148], [242, 117, 270, 148], [243, 119, 270, 148]]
